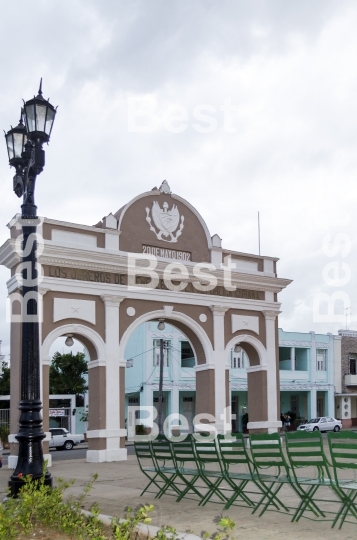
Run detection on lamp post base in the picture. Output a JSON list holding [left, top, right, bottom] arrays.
[[8, 473, 52, 498]]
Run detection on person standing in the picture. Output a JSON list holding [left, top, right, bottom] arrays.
[[280, 413, 285, 433]]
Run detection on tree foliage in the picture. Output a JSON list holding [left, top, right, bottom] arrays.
[[49, 352, 88, 398], [0, 361, 10, 395]]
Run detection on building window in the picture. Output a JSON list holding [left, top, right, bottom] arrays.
[[231, 347, 245, 369], [290, 395, 299, 415], [153, 340, 170, 367], [349, 356, 357, 375], [181, 341, 195, 368], [317, 396, 325, 417], [316, 349, 327, 371]]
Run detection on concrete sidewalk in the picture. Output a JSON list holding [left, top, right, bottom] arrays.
[[0, 455, 356, 539]]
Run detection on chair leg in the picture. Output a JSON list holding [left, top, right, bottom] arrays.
[[332, 489, 357, 529], [155, 472, 181, 499], [224, 479, 255, 510], [252, 482, 289, 516], [140, 471, 162, 496], [198, 476, 227, 506], [175, 473, 204, 502], [291, 485, 323, 522]]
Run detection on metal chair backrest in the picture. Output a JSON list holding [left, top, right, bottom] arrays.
[[151, 438, 175, 468], [171, 436, 198, 470], [134, 440, 156, 470], [285, 431, 330, 481], [327, 430, 357, 479], [249, 433, 288, 475], [218, 433, 254, 473], [134, 440, 153, 460], [194, 435, 223, 474]]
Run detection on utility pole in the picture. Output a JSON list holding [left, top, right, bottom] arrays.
[[345, 307, 352, 330], [158, 338, 164, 435]]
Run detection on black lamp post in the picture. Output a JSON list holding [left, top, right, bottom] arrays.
[[4, 80, 57, 496]]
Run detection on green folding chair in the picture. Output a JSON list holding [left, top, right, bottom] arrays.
[[249, 433, 291, 517], [151, 438, 181, 499], [217, 433, 261, 510], [194, 436, 228, 506], [285, 431, 338, 523], [134, 440, 167, 497], [170, 436, 205, 503], [327, 430, 357, 528]]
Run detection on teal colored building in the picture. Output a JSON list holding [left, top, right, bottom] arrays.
[[124, 324, 336, 433]]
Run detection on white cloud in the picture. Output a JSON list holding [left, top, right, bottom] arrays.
[[1, 0, 357, 355]]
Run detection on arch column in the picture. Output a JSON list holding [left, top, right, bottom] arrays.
[[210, 305, 229, 433], [87, 295, 127, 462], [247, 310, 281, 434]]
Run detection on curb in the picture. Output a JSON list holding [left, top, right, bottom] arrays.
[[81, 510, 202, 540]]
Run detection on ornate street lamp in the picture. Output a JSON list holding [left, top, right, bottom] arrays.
[[4, 80, 57, 496], [4, 112, 28, 198]]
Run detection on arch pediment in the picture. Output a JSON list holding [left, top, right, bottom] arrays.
[[115, 189, 212, 263]]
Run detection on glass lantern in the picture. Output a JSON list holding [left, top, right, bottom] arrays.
[[23, 80, 57, 143]]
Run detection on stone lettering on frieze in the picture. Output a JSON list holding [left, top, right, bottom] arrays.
[[142, 244, 191, 261], [46, 266, 264, 301]]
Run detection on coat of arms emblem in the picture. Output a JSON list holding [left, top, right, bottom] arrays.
[[146, 201, 184, 243]]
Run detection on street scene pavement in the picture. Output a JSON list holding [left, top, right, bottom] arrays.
[[1, 445, 356, 540]]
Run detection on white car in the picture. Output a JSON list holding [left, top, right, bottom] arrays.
[[297, 417, 342, 433], [49, 428, 84, 450]]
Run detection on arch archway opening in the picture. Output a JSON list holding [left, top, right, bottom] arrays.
[[228, 337, 269, 434], [122, 316, 212, 438], [40, 324, 106, 460]]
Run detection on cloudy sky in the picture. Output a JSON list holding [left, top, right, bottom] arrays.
[[1, 0, 357, 360]]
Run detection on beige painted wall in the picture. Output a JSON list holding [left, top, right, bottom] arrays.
[[247, 370, 268, 426], [224, 308, 266, 349], [196, 370, 215, 418]]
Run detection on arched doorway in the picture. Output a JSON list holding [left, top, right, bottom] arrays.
[[120, 302, 214, 432], [225, 331, 281, 434], [119, 308, 215, 439], [42, 324, 114, 462], [124, 321, 198, 437]]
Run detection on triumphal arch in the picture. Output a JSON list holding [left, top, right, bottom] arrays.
[[1, 180, 291, 464]]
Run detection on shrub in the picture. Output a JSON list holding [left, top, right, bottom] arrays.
[[0, 425, 9, 446], [0, 469, 236, 540], [0, 472, 105, 540]]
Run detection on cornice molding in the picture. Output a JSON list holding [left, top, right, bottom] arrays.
[[0, 239, 20, 269], [2, 238, 291, 294], [37, 251, 290, 293], [279, 340, 311, 347]]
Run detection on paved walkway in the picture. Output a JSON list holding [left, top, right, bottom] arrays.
[[1, 453, 356, 539]]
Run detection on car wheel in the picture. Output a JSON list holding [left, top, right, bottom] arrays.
[[333, 426, 340, 432], [313, 426, 319, 431], [64, 440, 74, 450]]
